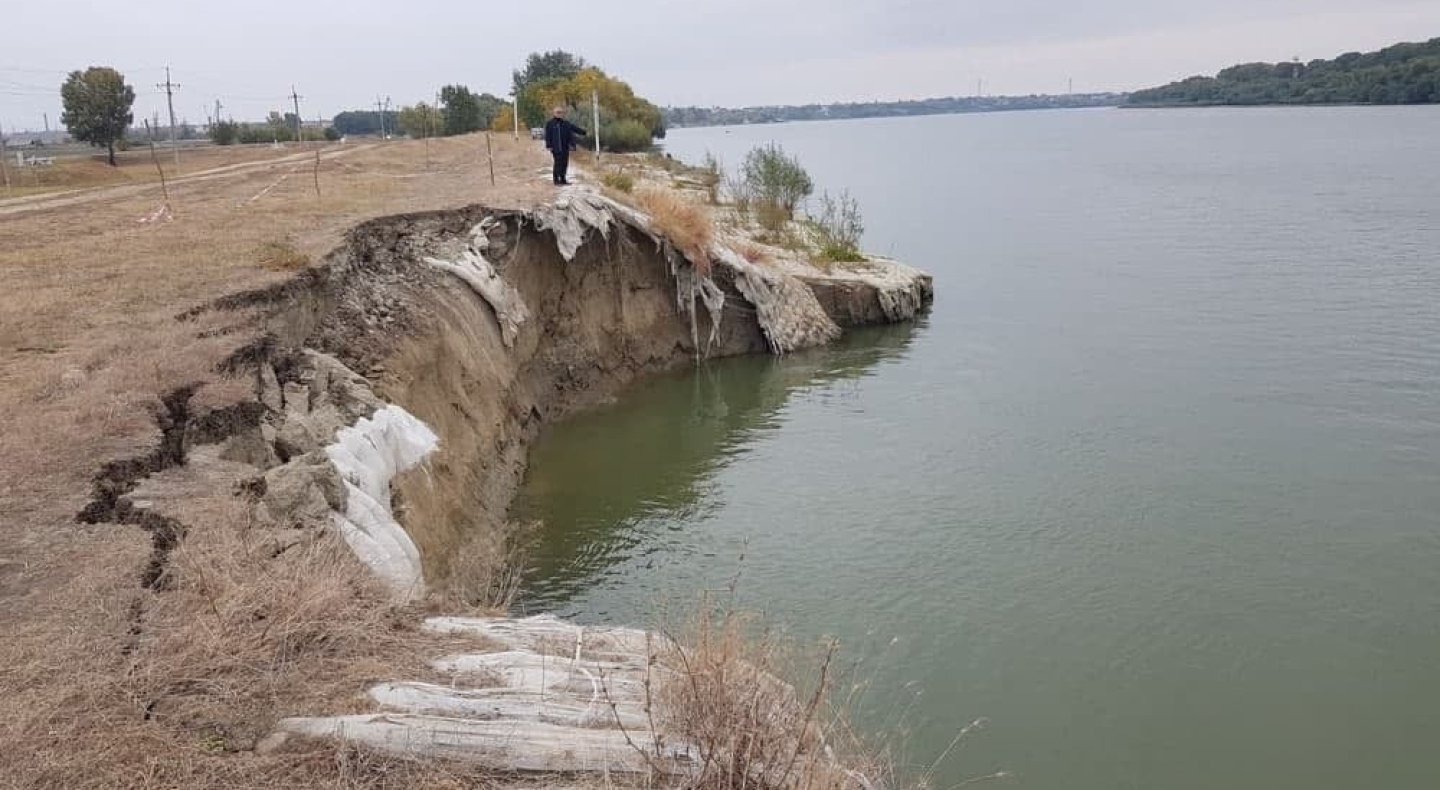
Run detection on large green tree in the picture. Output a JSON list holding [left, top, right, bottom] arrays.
[[437, 86, 503, 136], [60, 66, 135, 166], [511, 50, 585, 97], [439, 85, 483, 135], [504, 64, 665, 152]]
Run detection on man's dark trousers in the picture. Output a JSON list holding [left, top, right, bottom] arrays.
[[552, 148, 570, 185]]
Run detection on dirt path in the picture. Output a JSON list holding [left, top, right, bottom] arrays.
[[0, 143, 379, 217]]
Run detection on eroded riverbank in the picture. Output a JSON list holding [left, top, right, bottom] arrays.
[[60, 174, 930, 782]]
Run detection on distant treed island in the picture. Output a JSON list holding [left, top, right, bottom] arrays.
[[662, 37, 1440, 128], [1127, 37, 1440, 106]]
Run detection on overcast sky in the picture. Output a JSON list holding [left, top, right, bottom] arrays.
[[3, 0, 1438, 131]]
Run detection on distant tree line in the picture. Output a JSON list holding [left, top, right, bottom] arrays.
[[1128, 38, 1440, 106], [664, 93, 1125, 128], [210, 112, 338, 145], [331, 110, 401, 136]]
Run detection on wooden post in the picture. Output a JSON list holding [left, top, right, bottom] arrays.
[[486, 131, 496, 187], [313, 148, 322, 198], [592, 88, 600, 159], [143, 120, 172, 208], [0, 122, 10, 194]]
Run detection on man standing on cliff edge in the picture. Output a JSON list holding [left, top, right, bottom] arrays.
[[544, 106, 587, 186]]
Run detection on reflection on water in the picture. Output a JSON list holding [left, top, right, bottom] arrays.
[[512, 321, 921, 611]]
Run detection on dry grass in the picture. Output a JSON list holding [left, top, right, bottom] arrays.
[[633, 186, 715, 277], [638, 598, 885, 790], [0, 487, 510, 788], [0, 144, 332, 200], [0, 132, 557, 787], [256, 240, 312, 272], [600, 169, 636, 193]]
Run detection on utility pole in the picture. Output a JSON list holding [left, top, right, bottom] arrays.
[[592, 88, 600, 157], [512, 93, 519, 140], [156, 66, 180, 166], [290, 85, 303, 141], [214, 99, 223, 125], [43, 113, 49, 133], [376, 96, 387, 139]]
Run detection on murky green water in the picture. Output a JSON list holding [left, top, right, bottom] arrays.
[[512, 107, 1440, 788]]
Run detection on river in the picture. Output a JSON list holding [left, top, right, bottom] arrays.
[[511, 106, 1440, 788]]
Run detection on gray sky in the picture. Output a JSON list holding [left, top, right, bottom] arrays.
[[3, 0, 1438, 131]]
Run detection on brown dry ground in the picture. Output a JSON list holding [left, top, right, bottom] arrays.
[[0, 142, 346, 200], [0, 133, 574, 788]]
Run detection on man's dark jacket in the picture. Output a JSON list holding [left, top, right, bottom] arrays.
[[544, 117, 587, 151]]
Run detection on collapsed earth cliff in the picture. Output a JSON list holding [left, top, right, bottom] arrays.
[[76, 185, 932, 781]]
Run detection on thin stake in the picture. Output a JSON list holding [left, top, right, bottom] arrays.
[[312, 148, 321, 198], [143, 120, 171, 208], [486, 131, 496, 187]]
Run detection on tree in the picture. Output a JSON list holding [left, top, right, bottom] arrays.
[[1129, 36, 1440, 106], [398, 102, 443, 138], [439, 85, 482, 135], [515, 64, 666, 151], [512, 50, 585, 96], [435, 86, 506, 136], [60, 66, 135, 166], [210, 120, 240, 146], [475, 93, 507, 130], [490, 104, 516, 134], [332, 110, 396, 136]]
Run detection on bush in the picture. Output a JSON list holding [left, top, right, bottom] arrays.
[[323, 126, 341, 142], [600, 170, 635, 192], [600, 118, 653, 152], [723, 172, 753, 225], [237, 123, 295, 144], [742, 143, 813, 218], [755, 199, 791, 235], [700, 152, 721, 204], [813, 190, 866, 262], [209, 120, 240, 146]]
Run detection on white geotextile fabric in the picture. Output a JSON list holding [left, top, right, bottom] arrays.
[[324, 404, 438, 599], [533, 189, 840, 356]]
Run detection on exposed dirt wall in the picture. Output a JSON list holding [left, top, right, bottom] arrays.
[[205, 206, 768, 596]]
